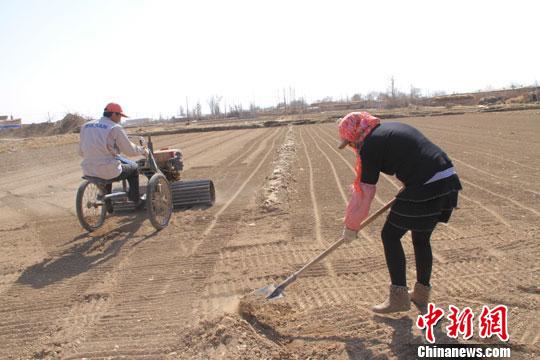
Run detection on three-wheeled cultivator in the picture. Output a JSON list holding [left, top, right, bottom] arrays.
[[76, 136, 215, 232]]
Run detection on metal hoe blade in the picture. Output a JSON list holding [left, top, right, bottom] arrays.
[[254, 285, 284, 300]]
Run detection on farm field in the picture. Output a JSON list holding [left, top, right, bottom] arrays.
[[0, 110, 538, 359]]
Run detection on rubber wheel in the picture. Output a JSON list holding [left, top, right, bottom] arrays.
[[146, 173, 173, 230], [76, 180, 106, 232]]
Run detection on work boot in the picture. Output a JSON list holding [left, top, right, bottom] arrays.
[[409, 282, 431, 313], [372, 285, 411, 314], [104, 199, 114, 214]]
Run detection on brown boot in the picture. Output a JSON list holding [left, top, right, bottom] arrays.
[[372, 285, 411, 314], [409, 282, 431, 313]]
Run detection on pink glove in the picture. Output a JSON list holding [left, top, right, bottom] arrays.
[[344, 182, 376, 231]]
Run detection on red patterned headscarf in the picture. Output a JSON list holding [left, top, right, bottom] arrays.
[[338, 112, 380, 193]]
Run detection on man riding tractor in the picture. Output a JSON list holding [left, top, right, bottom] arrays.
[[78, 102, 146, 212]]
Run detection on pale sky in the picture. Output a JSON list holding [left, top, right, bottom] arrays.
[[1, 0, 538, 123]]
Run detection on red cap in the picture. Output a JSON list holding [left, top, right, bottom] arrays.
[[104, 103, 128, 117]]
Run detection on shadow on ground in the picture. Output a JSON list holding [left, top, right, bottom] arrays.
[[16, 211, 156, 288]]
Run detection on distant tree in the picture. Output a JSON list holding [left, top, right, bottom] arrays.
[[228, 103, 243, 118], [320, 96, 333, 103], [289, 97, 305, 108], [389, 76, 396, 99], [194, 102, 202, 119], [249, 102, 259, 116], [409, 85, 422, 100], [207, 95, 222, 117], [351, 93, 363, 101], [366, 92, 379, 101]]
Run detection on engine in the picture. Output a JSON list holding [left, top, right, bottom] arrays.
[[138, 148, 184, 182], [153, 149, 184, 181]]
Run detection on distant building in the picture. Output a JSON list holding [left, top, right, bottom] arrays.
[[0, 116, 22, 129], [123, 118, 151, 126]]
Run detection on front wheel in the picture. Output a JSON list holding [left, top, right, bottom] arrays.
[[76, 180, 106, 232], [146, 174, 173, 230]]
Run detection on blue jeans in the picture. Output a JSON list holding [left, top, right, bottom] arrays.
[[109, 156, 140, 203]]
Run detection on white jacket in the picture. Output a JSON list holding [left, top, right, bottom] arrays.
[[79, 117, 145, 179]]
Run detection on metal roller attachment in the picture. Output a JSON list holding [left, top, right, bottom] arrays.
[[171, 179, 215, 208]]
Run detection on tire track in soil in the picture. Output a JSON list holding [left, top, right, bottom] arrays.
[[431, 135, 540, 172], [416, 124, 539, 231], [56, 127, 286, 358], [449, 155, 538, 188], [418, 125, 533, 149], [297, 128, 336, 276], [193, 127, 294, 320], [182, 129, 287, 327], [267, 126, 340, 312], [459, 177, 540, 217], [149, 130, 221, 150], [179, 129, 254, 163], [407, 116, 539, 149], [308, 127, 382, 248], [296, 128, 392, 306], [405, 119, 540, 177], [157, 127, 281, 257], [191, 128, 284, 253], [0, 216, 146, 358]]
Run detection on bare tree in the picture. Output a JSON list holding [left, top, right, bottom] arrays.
[[389, 76, 396, 99], [228, 103, 243, 118], [409, 85, 422, 102], [249, 102, 259, 117], [194, 102, 202, 119], [207, 95, 223, 117]]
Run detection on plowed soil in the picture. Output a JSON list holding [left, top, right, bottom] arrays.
[[0, 111, 538, 359]]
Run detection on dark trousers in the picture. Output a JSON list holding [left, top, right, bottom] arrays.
[[105, 162, 140, 203], [381, 221, 433, 287]]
